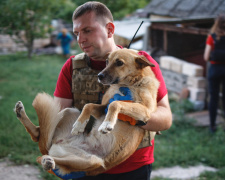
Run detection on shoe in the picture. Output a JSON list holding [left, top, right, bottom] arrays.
[[209, 126, 217, 134]]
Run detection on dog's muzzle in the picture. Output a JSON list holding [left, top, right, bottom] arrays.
[[98, 72, 119, 84], [98, 73, 105, 81]]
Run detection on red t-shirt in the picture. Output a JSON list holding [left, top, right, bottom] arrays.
[[206, 34, 214, 49], [54, 51, 167, 174]]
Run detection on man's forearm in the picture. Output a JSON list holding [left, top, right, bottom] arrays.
[[54, 96, 73, 110], [141, 106, 172, 131], [141, 94, 172, 131]]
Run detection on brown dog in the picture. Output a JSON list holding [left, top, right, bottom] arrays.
[[14, 49, 159, 176], [71, 49, 159, 135]]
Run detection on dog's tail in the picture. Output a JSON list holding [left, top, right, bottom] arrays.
[[32, 92, 61, 155]]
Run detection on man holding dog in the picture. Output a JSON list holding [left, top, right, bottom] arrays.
[[54, 1, 172, 180]]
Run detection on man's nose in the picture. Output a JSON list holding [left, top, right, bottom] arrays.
[[77, 33, 85, 44]]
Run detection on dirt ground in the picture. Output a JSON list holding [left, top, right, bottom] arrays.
[[0, 158, 41, 180], [0, 158, 218, 180], [151, 165, 217, 179]]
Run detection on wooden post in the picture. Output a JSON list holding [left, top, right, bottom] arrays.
[[163, 30, 168, 52]]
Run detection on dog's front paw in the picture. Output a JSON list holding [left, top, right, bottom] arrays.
[[14, 101, 25, 118], [41, 155, 55, 171], [98, 121, 114, 134], [71, 120, 87, 135]]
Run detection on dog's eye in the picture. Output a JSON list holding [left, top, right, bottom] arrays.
[[116, 59, 124, 67], [106, 59, 108, 66]]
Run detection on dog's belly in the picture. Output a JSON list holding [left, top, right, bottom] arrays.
[[49, 119, 115, 158]]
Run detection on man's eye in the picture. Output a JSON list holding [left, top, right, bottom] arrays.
[[84, 30, 91, 34], [116, 59, 124, 66]]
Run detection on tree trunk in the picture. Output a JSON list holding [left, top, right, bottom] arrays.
[[27, 42, 33, 59], [26, 28, 34, 59]]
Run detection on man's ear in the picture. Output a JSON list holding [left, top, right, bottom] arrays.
[[135, 56, 155, 69], [106, 22, 115, 38]]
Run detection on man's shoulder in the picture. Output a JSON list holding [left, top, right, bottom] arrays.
[[72, 53, 87, 61], [71, 53, 90, 69], [62, 56, 75, 70]]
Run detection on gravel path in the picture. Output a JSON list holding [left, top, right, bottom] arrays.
[[0, 159, 41, 180], [0, 158, 218, 180], [151, 165, 217, 179]]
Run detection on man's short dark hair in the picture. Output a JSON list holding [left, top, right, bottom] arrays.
[[72, 1, 113, 22]]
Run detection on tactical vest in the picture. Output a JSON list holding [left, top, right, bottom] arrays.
[[72, 53, 153, 148], [72, 53, 109, 110], [210, 33, 225, 62]]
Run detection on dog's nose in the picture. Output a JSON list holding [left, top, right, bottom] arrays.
[[98, 73, 105, 81]]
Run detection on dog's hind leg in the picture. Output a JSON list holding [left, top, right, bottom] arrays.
[[38, 153, 104, 175], [14, 101, 40, 142], [40, 155, 55, 171], [54, 154, 105, 173]]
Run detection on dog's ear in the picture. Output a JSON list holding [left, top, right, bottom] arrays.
[[135, 56, 155, 69]]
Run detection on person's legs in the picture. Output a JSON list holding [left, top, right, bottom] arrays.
[[112, 164, 152, 180], [75, 173, 105, 180], [208, 65, 220, 132], [222, 67, 225, 118], [75, 164, 152, 180]]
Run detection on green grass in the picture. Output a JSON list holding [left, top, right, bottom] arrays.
[[153, 99, 225, 179], [0, 53, 225, 180], [0, 53, 64, 180]]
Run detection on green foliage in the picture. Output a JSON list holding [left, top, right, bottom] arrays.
[[0, 54, 64, 179], [200, 167, 225, 180], [154, 119, 225, 168], [0, 0, 76, 58], [0, 0, 150, 58], [51, 0, 77, 22], [152, 98, 225, 179]]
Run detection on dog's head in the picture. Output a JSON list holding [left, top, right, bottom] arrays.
[[98, 49, 155, 85]]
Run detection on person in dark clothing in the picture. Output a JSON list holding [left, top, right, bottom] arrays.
[[204, 14, 225, 133]]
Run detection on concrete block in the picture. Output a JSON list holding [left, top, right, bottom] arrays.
[[161, 68, 187, 93], [182, 62, 203, 77], [170, 58, 184, 73], [188, 87, 206, 101], [159, 56, 173, 70], [187, 77, 206, 88]]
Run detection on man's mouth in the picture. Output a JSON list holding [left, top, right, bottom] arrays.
[[82, 45, 91, 51]]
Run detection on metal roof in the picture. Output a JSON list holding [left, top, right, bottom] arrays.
[[143, 0, 225, 18], [114, 19, 150, 40]]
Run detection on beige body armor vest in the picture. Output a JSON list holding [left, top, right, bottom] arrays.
[[71, 53, 152, 148], [72, 53, 109, 110]]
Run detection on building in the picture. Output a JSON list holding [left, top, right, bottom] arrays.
[[143, 0, 225, 75]]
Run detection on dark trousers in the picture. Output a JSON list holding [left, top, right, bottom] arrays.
[[76, 164, 152, 180], [208, 64, 225, 130]]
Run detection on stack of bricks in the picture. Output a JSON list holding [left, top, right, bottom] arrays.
[[159, 56, 206, 110], [0, 34, 50, 55]]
